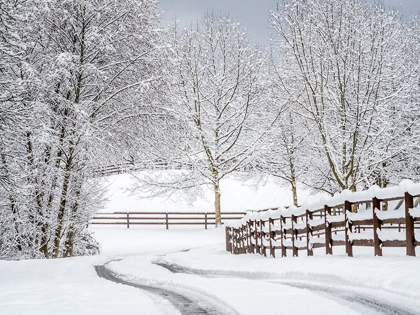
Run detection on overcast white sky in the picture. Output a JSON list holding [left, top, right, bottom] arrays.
[[159, 0, 420, 45]]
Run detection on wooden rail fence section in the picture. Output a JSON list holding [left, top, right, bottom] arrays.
[[90, 212, 246, 229], [225, 190, 420, 257]]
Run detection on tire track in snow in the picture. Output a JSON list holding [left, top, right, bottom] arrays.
[[154, 261, 416, 315], [95, 261, 233, 315], [276, 282, 415, 315]]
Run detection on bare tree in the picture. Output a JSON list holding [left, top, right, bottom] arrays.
[[132, 15, 270, 225], [271, 0, 407, 194]]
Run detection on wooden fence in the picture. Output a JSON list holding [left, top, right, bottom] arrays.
[[225, 185, 420, 257], [90, 212, 246, 229]]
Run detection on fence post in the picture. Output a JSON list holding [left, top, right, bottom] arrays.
[[254, 220, 259, 254], [248, 221, 253, 253], [291, 215, 298, 257], [230, 227, 233, 253], [372, 197, 382, 256], [344, 201, 353, 257], [306, 210, 313, 256], [238, 227, 241, 253], [166, 212, 169, 230], [269, 217, 274, 258], [248, 221, 252, 253], [235, 228, 239, 254], [225, 227, 230, 252], [405, 192, 416, 257], [324, 205, 332, 255], [245, 221, 249, 253], [205, 212, 208, 230], [260, 220, 266, 257], [232, 228, 238, 255], [231, 228, 235, 254], [281, 215, 287, 257], [127, 213, 130, 229], [241, 225, 245, 254]]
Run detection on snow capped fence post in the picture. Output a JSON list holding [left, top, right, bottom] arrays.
[[231, 228, 235, 254], [127, 213, 130, 229], [344, 201, 353, 257], [261, 220, 267, 257], [291, 215, 298, 257], [241, 225, 246, 254], [280, 215, 287, 257], [223, 181, 420, 259], [246, 221, 250, 253], [324, 205, 333, 255], [230, 227, 234, 253], [236, 227, 241, 253], [372, 197, 383, 256], [232, 228, 238, 255], [404, 193, 416, 257], [239, 227, 242, 254], [306, 210, 313, 257], [248, 221, 254, 253], [166, 213, 169, 230], [225, 227, 230, 252], [260, 220, 264, 255], [205, 213, 208, 230], [269, 217, 275, 258], [239, 226, 244, 254], [254, 220, 259, 254]]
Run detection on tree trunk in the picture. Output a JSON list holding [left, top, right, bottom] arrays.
[[378, 172, 389, 211], [291, 183, 298, 207], [53, 159, 72, 258], [64, 181, 82, 257], [214, 181, 222, 226], [1, 151, 23, 252]]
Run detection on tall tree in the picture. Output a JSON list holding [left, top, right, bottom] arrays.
[[271, 0, 407, 194], [0, 0, 161, 259], [132, 15, 270, 225]]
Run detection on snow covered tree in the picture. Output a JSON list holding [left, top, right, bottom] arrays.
[[132, 15, 270, 225], [368, 14, 420, 187], [270, 0, 409, 194], [0, 0, 37, 258], [252, 55, 310, 206], [0, 0, 161, 259]]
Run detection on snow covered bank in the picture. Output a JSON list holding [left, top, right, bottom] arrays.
[[0, 254, 177, 315], [0, 227, 224, 315]]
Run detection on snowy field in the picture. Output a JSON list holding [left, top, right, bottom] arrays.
[[102, 173, 313, 213], [1, 226, 420, 315]]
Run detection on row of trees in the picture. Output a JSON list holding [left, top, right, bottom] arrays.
[[266, 0, 420, 204], [0, 0, 163, 259], [133, 0, 420, 224], [1, 0, 419, 258]]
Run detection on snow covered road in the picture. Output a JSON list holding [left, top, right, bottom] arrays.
[[95, 260, 236, 315], [2, 227, 420, 314], [153, 259, 417, 314]]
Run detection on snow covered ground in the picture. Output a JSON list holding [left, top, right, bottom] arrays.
[[2, 226, 420, 315], [2, 175, 419, 314]]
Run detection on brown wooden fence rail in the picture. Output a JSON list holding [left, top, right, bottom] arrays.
[[225, 189, 420, 257], [90, 212, 246, 229]]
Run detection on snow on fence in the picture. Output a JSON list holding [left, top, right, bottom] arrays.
[[90, 212, 246, 229], [225, 180, 420, 257]]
